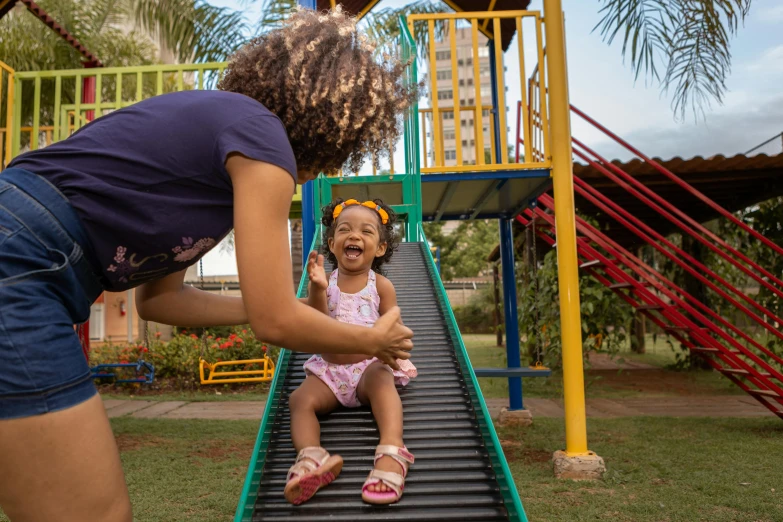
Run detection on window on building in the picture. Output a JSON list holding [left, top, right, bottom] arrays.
[[478, 47, 490, 58], [482, 109, 491, 117], [444, 150, 457, 160], [481, 86, 492, 97], [436, 50, 451, 60], [443, 112, 454, 120], [444, 131, 456, 140], [480, 66, 490, 75], [437, 90, 453, 100], [436, 70, 452, 80], [457, 59, 463, 66]]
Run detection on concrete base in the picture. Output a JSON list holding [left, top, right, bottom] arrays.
[[497, 407, 533, 427], [552, 450, 606, 480]]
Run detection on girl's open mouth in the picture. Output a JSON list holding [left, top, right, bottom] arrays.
[[345, 245, 363, 259]]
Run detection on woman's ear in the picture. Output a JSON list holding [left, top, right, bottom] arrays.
[[375, 242, 387, 258]]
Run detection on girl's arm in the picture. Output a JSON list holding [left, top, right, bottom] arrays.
[[136, 270, 248, 327], [376, 274, 398, 317], [227, 154, 413, 368]]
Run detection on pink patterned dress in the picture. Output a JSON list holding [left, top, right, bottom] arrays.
[[303, 269, 417, 407]]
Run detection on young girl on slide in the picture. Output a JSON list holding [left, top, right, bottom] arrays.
[[0, 8, 415, 522], [285, 198, 417, 506]]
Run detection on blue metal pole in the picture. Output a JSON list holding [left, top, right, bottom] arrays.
[[298, 0, 317, 266], [499, 218, 523, 410], [488, 40, 503, 164], [301, 182, 315, 266]]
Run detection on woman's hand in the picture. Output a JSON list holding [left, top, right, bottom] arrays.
[[370, 307, 414, 370], [306, 251, 328, 291]]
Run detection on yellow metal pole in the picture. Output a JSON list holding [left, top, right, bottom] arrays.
[[516, 17, 532, 163], [427, 20, 443, 167], [449, 19, 462, 167], [3, 65, 13, 166], [542, 0, 589, 457], [470, 19, 484, 165], [492, 18, 508, 164]]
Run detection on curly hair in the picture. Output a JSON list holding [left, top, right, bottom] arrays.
[[218, 6, 418, 175], [321, 198, 399, 274]]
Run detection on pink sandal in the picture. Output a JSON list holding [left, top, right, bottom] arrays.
[[361, 444, 415, 504], [284, 446, 343, 505]]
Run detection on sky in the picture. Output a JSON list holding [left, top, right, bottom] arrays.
[[200, 0, 783, 276]]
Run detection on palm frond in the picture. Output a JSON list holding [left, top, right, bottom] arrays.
[[595, 0, 750, 120], [255, 0, 297, 34], [361, 0, 450, 59], [133, 0, 249, 63]]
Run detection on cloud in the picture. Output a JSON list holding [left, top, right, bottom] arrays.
[[748, 45, 783, 72], [584, 95, 783, 161]]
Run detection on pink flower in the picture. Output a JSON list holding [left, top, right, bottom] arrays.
[[107, 265, 117, 272], [190, 334, 198, 339]]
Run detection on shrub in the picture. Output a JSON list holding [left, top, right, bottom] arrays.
[[89, 327, 280, 388]]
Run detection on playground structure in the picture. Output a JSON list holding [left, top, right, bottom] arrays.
[[0, 0, 611, 518], [3, 0, 782, 519]]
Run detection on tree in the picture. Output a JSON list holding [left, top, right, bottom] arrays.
[[424, 220, 499, 281], [0, 0, 246, 71]]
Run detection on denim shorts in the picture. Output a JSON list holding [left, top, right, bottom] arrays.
[[0, 168, 105, 419]]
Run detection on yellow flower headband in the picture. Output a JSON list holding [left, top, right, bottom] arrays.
[[332, 199, 389, 224]]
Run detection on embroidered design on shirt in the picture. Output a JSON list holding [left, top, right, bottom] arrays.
[[106, 246, 138, 284], [172, 237, 217, 262]]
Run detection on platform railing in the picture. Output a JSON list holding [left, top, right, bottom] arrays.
[[404, 10, 550, 174], [8, 62, 227, 159]]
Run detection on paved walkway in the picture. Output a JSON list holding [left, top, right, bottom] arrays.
[[102, 395, 773, 420]]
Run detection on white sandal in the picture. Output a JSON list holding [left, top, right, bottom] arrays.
[[284, 446, 343, 505], [361, 444, 414, 504]]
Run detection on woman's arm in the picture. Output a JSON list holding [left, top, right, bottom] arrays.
[[227, 154, 413, 368], [136, 270, 248, 327]]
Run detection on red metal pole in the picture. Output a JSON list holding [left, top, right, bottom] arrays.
[[78, 69, 97, 359]]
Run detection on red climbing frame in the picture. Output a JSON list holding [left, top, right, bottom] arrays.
[[515, 102, 783, 419]]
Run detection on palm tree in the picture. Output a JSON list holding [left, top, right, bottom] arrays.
[[0, 0, 247, 72]]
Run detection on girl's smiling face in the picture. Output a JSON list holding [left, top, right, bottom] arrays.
[[327, 206, 387, 272]]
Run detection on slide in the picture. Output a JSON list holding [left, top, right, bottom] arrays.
[[234, 241, 527, 521]]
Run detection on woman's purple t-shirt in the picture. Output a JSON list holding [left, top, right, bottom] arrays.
[[9, 90, 297, 291]]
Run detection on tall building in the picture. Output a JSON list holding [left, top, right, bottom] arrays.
[[426, 27, 493, 167]]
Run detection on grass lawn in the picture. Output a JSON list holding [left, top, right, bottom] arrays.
[[3, 416, 779, 522], [502, 417, 783, 522], [463, 334, 744, 400]]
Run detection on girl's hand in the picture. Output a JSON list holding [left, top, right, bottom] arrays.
[[370, 307, 414, 370], [307, 251, 328, 291]]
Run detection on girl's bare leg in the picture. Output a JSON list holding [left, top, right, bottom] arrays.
[[289, 375, 340, 451], [357, 362, 405, 493]]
